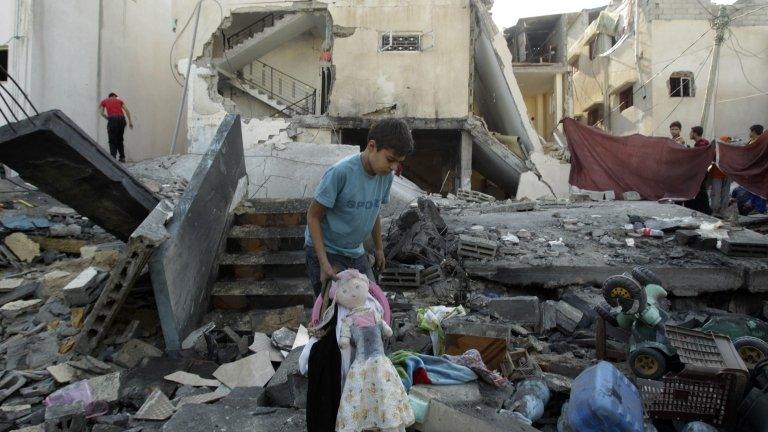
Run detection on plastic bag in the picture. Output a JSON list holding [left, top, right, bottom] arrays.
[[44, 380, 109, 418]]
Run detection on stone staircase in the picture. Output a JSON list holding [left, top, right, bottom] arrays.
[[211, 198, 314, 313]]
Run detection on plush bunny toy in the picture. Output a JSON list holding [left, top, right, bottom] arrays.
[[330, 269, 414, 432]]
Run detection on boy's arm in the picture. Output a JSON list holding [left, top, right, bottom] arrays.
[[372, 215, 385, 272], [307, 199, 337, 285], [98, 104, 107, 120]]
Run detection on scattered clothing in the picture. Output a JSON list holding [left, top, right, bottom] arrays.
[[306, 307, 342, 432], [389, 350, 478, 391], [718, 132, 768, 199], [709, 177, 731, 216], [443, 349, 508, 388], [416, 305, 466, 356], [732, 186, 767, 215]]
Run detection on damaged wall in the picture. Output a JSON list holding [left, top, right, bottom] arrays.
[[1, 0, 181, 161], [149, 114, 247, 352]]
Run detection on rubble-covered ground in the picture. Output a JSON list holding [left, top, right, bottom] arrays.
[[1, 172, 767, 432]]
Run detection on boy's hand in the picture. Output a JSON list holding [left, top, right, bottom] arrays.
[[374, 247, 386, 273], [320, 261, 337, 285]]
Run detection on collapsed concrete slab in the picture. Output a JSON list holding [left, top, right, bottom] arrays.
[[450, 201, 768, 295], [0, 110, 159, 241], [149, 114, 248, 352]]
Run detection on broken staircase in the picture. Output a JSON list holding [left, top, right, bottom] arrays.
[[211, 198, 314, 316]]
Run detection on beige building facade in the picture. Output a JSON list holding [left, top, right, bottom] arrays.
[[563, 0, 768, 142], [170, 0, 555, 199]]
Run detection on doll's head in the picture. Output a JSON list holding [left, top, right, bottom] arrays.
[[331, 269, 370, 310]]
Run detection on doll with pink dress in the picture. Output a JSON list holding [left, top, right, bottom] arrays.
[[327, 269, 414, 432]]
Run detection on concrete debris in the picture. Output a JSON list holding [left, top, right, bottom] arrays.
[[1, 299, 43, 319], [265, 348, 305, 408], [174, 386, 231, 408], [113, 339, 163, 368], [43, 401, 86, 432], [164, 371, 221, 388], [554, 301, 584, 334], [86, 372, 122, 403], [0, 372, 27, 404], [622, 191, 642, 201], [48, 223, 82, 238], [487, 296, 541, 330], [181, 322, 215, 350], [47, 207, 77, 217], [0, 282, 40, 307], [134, 389, 175, 420], [270, 327, 296, 351], [249, 332, 285, 362], [213, 352, 274, 388], [0, 278, 26, 293], [61, 267, 107, 306], [45, 363, 77, 384], [4, 233, 40, 263]]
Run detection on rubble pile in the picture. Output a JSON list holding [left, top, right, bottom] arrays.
[[3, 171, 768, 432]]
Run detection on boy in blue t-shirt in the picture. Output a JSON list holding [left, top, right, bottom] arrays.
[[305, 118, 413, 296]]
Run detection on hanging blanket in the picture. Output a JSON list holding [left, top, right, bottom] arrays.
[[563, 117, 715, 200]]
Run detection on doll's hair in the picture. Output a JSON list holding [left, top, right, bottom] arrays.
[[329, 269, 369, 299]]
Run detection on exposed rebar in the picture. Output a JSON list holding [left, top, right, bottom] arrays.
[[0, 87, 21, 124], [0, 83, 34, 124]]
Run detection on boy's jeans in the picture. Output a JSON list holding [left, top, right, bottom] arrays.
[[305, 246, 374, 297]]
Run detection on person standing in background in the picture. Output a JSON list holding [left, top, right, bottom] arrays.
[[99, 92, 133, 162]]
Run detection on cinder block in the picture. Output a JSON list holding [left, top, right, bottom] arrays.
[[458, 235, 497, 260], [487, 296, 541, 329]]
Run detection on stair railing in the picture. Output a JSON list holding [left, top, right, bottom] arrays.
[[226, 13, 276, 49], [237, 59, 317, 116]]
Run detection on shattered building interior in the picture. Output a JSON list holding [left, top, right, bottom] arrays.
[[0, 0, 767, 431]]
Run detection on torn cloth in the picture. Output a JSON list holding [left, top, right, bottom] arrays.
[[389, 350, 477, 391], [563, 117, 715, 200], [718, 132, 768, 199], [443, 349, 509, 388]]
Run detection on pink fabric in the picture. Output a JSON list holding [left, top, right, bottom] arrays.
[[351, 310, 377, 327], [718, 132, 768, 199], [310, 273, 391, 326], [563, 117, 715, 200]]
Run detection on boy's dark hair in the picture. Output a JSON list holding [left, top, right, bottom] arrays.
[[670, 121, 681, 129], [108, 92, 117, 98], [691, 126, 704, 137], [367, 118, 414, 156], [751, 124, 764, 135]]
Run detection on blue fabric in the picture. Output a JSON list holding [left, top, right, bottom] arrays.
[[396, 353, 477, 390], [305, 154, 393, 258]]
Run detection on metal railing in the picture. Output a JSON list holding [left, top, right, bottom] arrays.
[[226, 13, 277, 49], [240, 59, 317, 116]]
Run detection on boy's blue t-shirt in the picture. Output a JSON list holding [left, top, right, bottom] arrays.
[[304, 153, 393, 258]]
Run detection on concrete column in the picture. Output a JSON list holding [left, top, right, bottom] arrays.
[[459, 131, 473, 191], [536, 93, 545, 137], [554, 73, 564, 130]]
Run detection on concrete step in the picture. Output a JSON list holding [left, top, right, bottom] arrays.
[[218, 251, 306, 281], [211, 278, 313, 310], [227, 226, 305, 253], [233, 198, 311, 227]]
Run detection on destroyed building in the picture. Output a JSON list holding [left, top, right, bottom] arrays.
[[169, 0, 562, 200], [508, 0, 768, 139]]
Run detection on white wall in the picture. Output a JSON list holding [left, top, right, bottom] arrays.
[[1, 0, 180, 161]]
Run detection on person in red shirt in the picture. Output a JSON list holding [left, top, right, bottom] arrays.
[[99, 93, 133, 162]]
